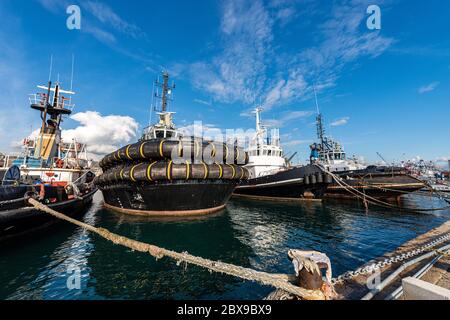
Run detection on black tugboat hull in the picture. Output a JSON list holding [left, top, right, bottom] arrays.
[[325, 169, 425, 200], [0, 188, 97, 242], [101, 180, 237, 216], [233, 165, 329, 201]]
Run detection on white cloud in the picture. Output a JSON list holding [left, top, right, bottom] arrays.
[[288, 2, 394, 88], [8, 112, 139, 159], [36, 0, 156, 64], [84, 25, 116, 44], [276, 7, 296, 22], [418, 82, 439, 94], [82, 1, 145, 39], [178, 122, 225, 141], [331, 117, 350, 127], [282, 110, 315, 121], [283, 139, 312, 147], [36, 0, 67, 13], [264, 71, 308, 109], [265, 110, 315, 127], [62, 111, 139, 159], [188, 0, 273, 104], [38, 0, 144, 39], [178, 122, 257, 147], [193, 99, 212, 106], [185, 0, 393, 111], [269, 0, 304, 26]]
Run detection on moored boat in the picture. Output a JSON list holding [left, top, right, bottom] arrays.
[[0, 80, 97, 242], [404, 159, 450, 193], [233, 108, 330, 201], [310, 111, 424, 200], [95, 72, 249, 216]]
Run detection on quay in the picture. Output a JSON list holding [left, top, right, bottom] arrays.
[[335, 220, 450, 300]]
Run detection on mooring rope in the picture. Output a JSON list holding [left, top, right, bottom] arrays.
[[0, 196, 28, 206], [422, 180, 450, 201], [316, 164, 450, 213], [27, 198, 325, 300], [370, 184, 450, 201]]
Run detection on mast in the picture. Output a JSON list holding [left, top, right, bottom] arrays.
[[255, 107, 263, 133], [254, 107, 266, 148], [37, 81, 52, 160], [69, 54, 75, 106], [143, 71, 179, 140], [40, 81, 52, 134], [316, 114, 325, 148], [314, 87, 325, 149], [154, 71, 175, 113], [161, 72, 169, 112], [32, 82, 74, 161]]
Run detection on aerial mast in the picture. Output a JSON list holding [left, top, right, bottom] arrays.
[[150, 71, 177, 133], [255, 107, 263, 133], [154, 71, 175, 113], [314, 87, 325, 149]]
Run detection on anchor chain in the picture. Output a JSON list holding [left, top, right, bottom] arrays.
[[331, 232, 450, 284]]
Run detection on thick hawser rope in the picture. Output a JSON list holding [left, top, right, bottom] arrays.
[[27, 198, 325, 300]]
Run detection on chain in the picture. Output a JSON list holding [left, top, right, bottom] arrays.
[[331, 232, 450, 285]]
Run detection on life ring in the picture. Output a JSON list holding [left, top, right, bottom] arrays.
[[45, 171, 55, 178], [55, 159, 64, 168]]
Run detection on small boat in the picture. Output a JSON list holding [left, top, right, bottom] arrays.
[[0, 153, 8, 180], [404, 160, 450, 193], [420, 179, 450, 193], [427, 181, 450, 193], [310, 112, 424, 200], [0, 80, 97, 242], [95, 72, 249, 216], [233, 108, 330, 201]]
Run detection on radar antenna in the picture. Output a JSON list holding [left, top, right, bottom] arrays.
[[153, 71, 176, 113], [314, 87, 325, 148]]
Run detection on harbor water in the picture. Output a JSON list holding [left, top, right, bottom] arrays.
[[0, 192, 449, 300]]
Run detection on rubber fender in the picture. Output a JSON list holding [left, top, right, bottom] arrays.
[[304, 175, 310, 185], [99, 138, 249, 169], [316, 172, 324, 183], [95, 161, 250, 186]]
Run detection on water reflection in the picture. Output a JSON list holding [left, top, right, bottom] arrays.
[[86, 205, 256, 299], [0, 192, 448, 300]]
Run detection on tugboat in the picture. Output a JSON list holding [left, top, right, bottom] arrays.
[[0, 153, 8, 180], [311, 108, 424, 200], [232, 107, 330, 201], [95, 72, 249, 216], [0, 80, 97, 242]]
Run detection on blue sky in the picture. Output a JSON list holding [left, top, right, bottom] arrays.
[[0, 0, 448, 165]]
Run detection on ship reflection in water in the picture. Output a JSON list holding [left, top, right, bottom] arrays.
[[0, 192, 449, 300]]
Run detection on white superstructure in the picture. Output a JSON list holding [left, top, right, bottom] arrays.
[[4, 80, 93, 186], [245, 108, 286, 179], [314, 137, 366, 173]]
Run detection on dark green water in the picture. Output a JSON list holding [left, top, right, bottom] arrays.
[[0, 192, 449, 300]]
